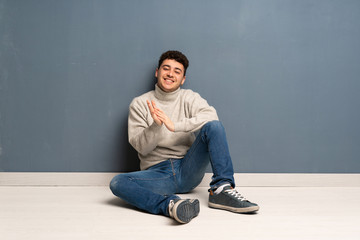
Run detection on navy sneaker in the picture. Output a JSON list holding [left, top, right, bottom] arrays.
[[209, 185, 259, 213], [168, 199, 200, 223]]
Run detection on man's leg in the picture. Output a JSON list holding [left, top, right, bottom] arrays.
[[109, 159, 200, 223], [178, 120, 259, 213], [178, 120, 235, 192]]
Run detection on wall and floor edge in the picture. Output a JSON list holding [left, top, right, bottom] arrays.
[[0, 173, 359, 187]]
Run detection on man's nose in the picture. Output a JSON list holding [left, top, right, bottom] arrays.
[[167, 71, 174, 77]]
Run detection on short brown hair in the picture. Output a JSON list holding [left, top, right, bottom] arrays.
[[158, 50, 189, 75]]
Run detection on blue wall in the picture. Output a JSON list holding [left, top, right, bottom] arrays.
[[1, 0, 359, 173]]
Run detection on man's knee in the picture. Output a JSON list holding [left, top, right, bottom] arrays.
[[110, 174, 129, 196], [203, 120, 224, 132]]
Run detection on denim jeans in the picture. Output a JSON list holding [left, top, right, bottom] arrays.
[[110, 120, 235, 216]]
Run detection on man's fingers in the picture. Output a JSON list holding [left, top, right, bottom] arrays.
[[147, 100, 155, 112], [148, 100, 160, 112], [155, 109, 166, 118], [154, 110, 164, 118], [151, 100, 156, 107], [146, 100, 163, 125], [151, 100, 159, 110], [155, 108, 164, 114], [151, 101, 166, 115], [154, 109, 162, 115], [156, 115, 164, 121], [148, 100, 171, 128], [154, 111, 163, 119]]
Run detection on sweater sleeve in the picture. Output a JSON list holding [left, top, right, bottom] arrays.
[[173, 92, 219, 133], [128, 99, 163, 156]]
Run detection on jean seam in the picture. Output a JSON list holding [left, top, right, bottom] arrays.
[[170, 159, 179, 192], [181, 131, 203, 167], [129, 175, 173, 181]]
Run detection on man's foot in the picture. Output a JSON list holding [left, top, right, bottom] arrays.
[[208, 184, 259, 213], [168, 199, 200, 223]]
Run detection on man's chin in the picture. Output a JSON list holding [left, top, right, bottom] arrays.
[[158, 83, 178, 93]]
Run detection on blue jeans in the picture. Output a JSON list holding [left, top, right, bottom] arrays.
[[110, 120, 235, 216]]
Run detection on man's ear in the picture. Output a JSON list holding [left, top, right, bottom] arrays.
[[155, 68, 158, 78], [181, 76, 186, 86]]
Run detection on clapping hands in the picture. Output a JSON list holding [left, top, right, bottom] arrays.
[[146, 100, 175, 132]]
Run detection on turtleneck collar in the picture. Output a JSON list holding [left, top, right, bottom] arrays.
[[154, 84, 181, 101]]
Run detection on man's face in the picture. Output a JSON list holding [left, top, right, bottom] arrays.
[[155, 59, 186, 93]]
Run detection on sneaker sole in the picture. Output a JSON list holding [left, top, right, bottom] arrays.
[[208, 202, 259, 213], [173, 199, 200, 224]]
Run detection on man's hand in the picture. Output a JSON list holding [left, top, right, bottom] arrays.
[[154, 107, 175, 132], [147, 100, 175, 132], [147, 100, 162, 126]]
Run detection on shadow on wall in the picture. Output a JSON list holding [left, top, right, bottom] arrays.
[[113, 115, 140, 172], [113, 74, 156, 172]]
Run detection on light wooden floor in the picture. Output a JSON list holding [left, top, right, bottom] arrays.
[[1, 186, 359, 240]]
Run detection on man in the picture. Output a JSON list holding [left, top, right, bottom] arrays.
[[110, 50, 259, 224]]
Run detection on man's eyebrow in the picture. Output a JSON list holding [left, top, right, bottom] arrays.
[[162, 64, 183, 72]]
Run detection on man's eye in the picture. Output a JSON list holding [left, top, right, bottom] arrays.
[[175, 71, 180, 74]]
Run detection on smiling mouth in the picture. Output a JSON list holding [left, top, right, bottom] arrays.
[[164, 78, 174, 83]]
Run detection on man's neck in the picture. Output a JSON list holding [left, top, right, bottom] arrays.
[[154, 84, 181, 101]]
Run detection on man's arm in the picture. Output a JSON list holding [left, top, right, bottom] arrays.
[[149, 92, 218, 133], [173, 92, 219, 133], [128, 99, 163, 156]]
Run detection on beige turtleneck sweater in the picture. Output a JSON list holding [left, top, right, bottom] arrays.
[[128, 84, 219, 170]]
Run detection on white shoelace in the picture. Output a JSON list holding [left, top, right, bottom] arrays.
[[224, 188, 248, 201], [214, 183, 231, 194]]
